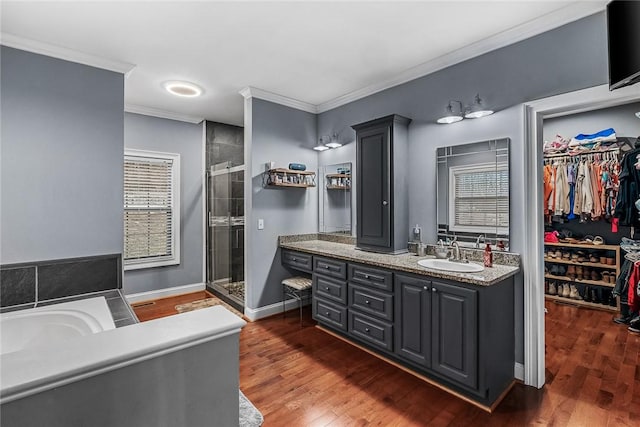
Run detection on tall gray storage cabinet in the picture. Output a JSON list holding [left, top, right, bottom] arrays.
[[352, 115, 411, 254]]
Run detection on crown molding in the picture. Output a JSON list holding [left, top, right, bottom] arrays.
[[239, 86, 317, 114], [0, 32, 136, 75], [125, 104, 204, 124], [316, 1, 607, 113]]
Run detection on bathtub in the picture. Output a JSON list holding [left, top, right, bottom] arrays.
[[1, 303, 246, 427], [0, 297, 116, 356]]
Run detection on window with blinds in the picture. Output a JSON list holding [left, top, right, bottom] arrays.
[[449, 163, 509, 234], [124, 149, 180, 270]]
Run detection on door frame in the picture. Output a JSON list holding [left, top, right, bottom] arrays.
[[522, 83, 640, 388]]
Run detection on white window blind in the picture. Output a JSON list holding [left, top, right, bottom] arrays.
[[449, 163, 509, 233], [124, 149, 180, 270]]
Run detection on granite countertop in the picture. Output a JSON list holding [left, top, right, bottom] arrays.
[[280, 238, 520, 287]]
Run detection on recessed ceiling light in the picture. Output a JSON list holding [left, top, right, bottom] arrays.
[[163, 81, 203, 98]]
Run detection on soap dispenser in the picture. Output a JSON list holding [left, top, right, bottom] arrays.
[[412, 224, 422, 243]]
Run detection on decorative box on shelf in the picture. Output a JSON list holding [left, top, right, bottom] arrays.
[[325, 173, 351, 190], [263, 168, 316, 188]]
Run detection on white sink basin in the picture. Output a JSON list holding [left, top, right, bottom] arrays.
[[417, 259, 484, 273]]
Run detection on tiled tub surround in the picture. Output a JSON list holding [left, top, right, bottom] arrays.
[[0, 254, 136, 327], [279, 237, 520, 286], [1, 306, 246, 427]]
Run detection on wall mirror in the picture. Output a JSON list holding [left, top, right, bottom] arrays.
[[436, 138, 510, 249], [319, 162, 352, 235]]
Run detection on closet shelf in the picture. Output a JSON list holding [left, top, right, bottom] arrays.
[[544, 273, 614, 288], [544, 242, 619, 250], [543, 257, 617, 270], [545, 294, 617, 312]]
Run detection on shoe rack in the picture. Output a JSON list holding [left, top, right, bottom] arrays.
[[544, 241, 620, 312]]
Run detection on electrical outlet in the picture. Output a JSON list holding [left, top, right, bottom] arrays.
[[258, 219, 264, 230]]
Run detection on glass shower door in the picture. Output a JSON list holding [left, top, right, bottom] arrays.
[[207, 161, 245, 308]]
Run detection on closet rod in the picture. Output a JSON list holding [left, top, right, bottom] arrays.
[[543, 145, 620, 160]]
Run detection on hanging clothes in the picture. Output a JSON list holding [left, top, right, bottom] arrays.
[[615, 148, 640, 226]]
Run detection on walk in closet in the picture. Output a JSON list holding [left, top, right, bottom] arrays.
[[542, 102, 640, 335]]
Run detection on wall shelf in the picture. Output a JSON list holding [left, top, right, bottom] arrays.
[[325, 173, 351, 190], [263, 168, 316, 188]]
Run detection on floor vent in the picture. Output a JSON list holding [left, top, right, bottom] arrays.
[[132, 301, 156, 308]]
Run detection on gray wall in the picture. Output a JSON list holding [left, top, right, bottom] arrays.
[[543, 102, 640, 141], [312, 12, 610, 364], [0, 46, 124, 264], [246, 98, 318, 309], [123, 113, 204, 295]]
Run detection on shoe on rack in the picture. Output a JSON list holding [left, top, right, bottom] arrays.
[[569, 285, 582, 300], [548, 282, 557, 296], [562, 283, 571, 298], [558, 265, 567, 276], [591, 288, 601, 304], [567, 265, 576, 278], [614, 316, 632, 325], [583, 286, 592, 302]]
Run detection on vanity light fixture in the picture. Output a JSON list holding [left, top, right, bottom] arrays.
[[325, 133, 342, 149], [465, 94, 494, 119], [313, 136, 330, 151], [163, 80, 204, 98], [437, 94, 494, 124], [437, 101, 464, 124]]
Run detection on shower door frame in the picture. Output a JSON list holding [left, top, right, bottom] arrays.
[[206, 162, 245, 309]]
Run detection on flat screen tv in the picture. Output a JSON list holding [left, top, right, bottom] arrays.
[[607, 0, 640, 90]]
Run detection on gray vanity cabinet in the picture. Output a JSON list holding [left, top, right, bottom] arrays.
[[394, 274, 432, 368], [431, 280, 478, 390], [312, 256, 348, 331], [284, 248, 515, 409], [352, 115, 411, 254]]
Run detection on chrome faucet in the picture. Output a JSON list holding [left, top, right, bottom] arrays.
[[449, 241, 461, 261], [475, 234, 485, 249], [448, 241, 469, 263]]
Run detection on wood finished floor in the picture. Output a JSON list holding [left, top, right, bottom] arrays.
[[133, 292, 640, 426], [131, 290, 217, 322]]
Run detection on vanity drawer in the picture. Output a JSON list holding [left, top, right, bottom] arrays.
[[349, 284, 393, 322], [314, 257, 347, 280], [313, 298, 347, 331], [313, 275, 347, 305], [349, 311, 393, 352], [349, 264, 393, 292], [282, 249, 312, 272]]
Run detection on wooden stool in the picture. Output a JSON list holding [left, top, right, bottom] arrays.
[[282, 276, 312, 326]]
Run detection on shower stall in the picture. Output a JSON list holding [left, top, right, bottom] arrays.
[[205, 122, 245, 311]]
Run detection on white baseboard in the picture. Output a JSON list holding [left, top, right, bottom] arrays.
[[244, 298, 309, 322], [125, 283, 206, 303], [514, 362, 525, 381]]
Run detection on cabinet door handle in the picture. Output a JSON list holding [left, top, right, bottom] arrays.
[[431, 287, 437, 292], [365, 328, 370, 333], [365, 300, 370, 304], [364, 274, 370, 279], [325, 287, 330, 291], [382, 200, 388, 206], [292, 257, 296, 261], [325, 265, 330, 269], [325, 312, 330, 316]]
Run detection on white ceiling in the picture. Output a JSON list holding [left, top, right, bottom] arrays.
[[0, 1, 606, 126]]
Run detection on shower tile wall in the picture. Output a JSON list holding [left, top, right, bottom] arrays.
[[206, 122, 243, 168]]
